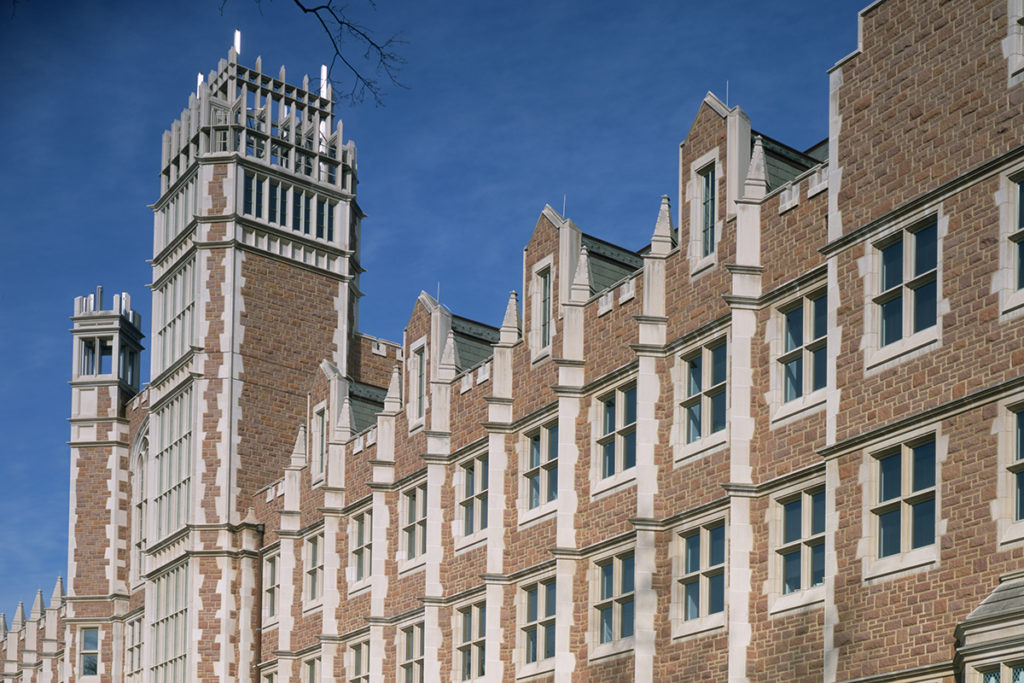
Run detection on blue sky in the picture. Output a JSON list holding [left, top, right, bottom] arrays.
[[0, 0, 866, 618]]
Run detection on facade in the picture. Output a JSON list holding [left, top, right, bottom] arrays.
[[2, 0, 1024, 680]]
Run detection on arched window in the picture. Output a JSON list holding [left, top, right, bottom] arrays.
[[130, 434, 148, 584]]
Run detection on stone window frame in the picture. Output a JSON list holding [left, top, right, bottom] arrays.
[[79, 625, 100, 678], [996, 165, 1024, 319], [530, 254, 556, 363], [587, 542, 636, 661], [407, 336, 428, 433], [518, 574, 557, 677], [861, 207, 947, 371], [996, 395, 1024, 547], [454, 598, 487, 682], [454, 450, 489, 551], [859, 424, 947, 583], [589, 379, 639, 499], [687, 148, 723, 277], [973, 661, 1024, 683], [261, 670, 278, 683], [126, 615, 144, 682], [262, 550, 279, 626], [151, 562, 188, 680], [398, 482, 428, 574], [348, 506, 373, 593], [766, 475, 827, 616], [397, 619, 425, 683], [768, 287, 828, 425], [304, 531, 324, 608], [671, 511, 727, 639], [1004, 0, 1024, 87], [303, 656, 321, 683], [674, 333, 730, 464], [519, 419, 559, 527], [129, 434, 148, 588], [347, 639, 370, 683], [153, 255, 196, 376], [152, 385, 193, 542], [310, 400, 327, 483]]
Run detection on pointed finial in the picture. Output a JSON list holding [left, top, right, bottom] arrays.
[[29, 590, 43, 621], [254, 55, 262, 73], [440, 330, 460, 371], [11, 603, 24, 632], [196, 73, 204, 98], [290, 425, 308, 467], [744, 136, 768, 200], [500, 291, 521, 345], [279, 65, 286, 82], [233, 29, 242, 56], [320, 64, 329, 98], [302, 74, 310, 91], [384, 366, 402, 412], [571, 246, 592, 302], [50, 577, 65, 609], [338, 396, 354, 434], [651, 195, 675, 255]]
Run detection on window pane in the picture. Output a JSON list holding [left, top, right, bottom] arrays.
[[623, 431, 636, 470], [543, 622, 555, 658], [879, 508, 901, 557], [527, 587, 538, 622], [1016, 471, 1024, 522], [602, 441, 616, 478], [783, 550, 801, 594], [783, 499, 802, 544], [1018, 239, 1024, 290], [685, 534, 700, 574], [881, 296, 903, 346], [528, 472, 540, 509], [478, 605, 486, 638], [812, 294, 827, 340], [711, 343, 727, 386], [684, 580, 700, 620], [708, 573, 724, 614], [464, 464, 475, 497], [687, 404, 702, 443], [784, 359, 803, 402], [530, 435, 541, 468], [547, 464, 558, 503], [462, 611, 472, 642], [600, 563, 614, 600], [545, 581, 556, 617], [912, 441, 936, 491], [811, 491, 826, 535], [525, 627, 537, 664], [881, 240, 903, 290], [879, 453, 901, 502], [1012, 665, 1024, 683], [810, 543, 825, 586], [621, 597, 634, 638], [983, 671, 1000, 683], [914, 223, 937, 275], [1017, 411, 1023, 461], [599, 605, 613, 643], [688, 357, 702, 396], [624, 387, 637, 425], [711, 390, 726, 433], [621, 555, 635, 594], [913, 279, 937, 333], [83, 654, 98, 676], [603, 397, 615, 435], [548, 425, 558, 460], [480, 494, 488, 530], [785, 307, 803, 352], [811, 346, 827, 392], [912, 498, 935, 549], [83, 628, 98, 651], [709, 525, 725, 566]]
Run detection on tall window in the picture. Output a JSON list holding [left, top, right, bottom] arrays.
[[80, 627, 99, 676], [131, 446, 147, 583], [458, 602, 486, 681], [1014, 411, 1024, 522], [349, 641, 369, 683], [243, 171, 264, 218], [876, 221, 937, 346], [526, 424, 558, 509], [306, 533, 324, 602], [403, 485, 427, 561], [778, 489, 825, 594], [263, 555, 278, 621], [683, 340, 727, 444], [780, 293, 827, 402], [400, 622, 424, 683], [598, 385, 637, 478], [680, 522, 725, 621], [539, 269, 552, 348], [312, 405, 327, 477], [154, 257, 195, 375], [874, 439, 936, 558], [152, 563, 188, 682], [352, 510, 372, 583], [523, 579, 556, 665], [414, 347, 426, 421], [1015, 180, 1024, 290], [596, 552, 634, 644], [268, 181, 286, 225], [303, 657, 320, 683], [154, 387, 192, 540], [700, 165, 716, 257], [460, 455, 488, 537], [126, 617, 143, 681]]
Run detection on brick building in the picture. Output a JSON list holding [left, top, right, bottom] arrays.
[[2, 0, 1024, 680]]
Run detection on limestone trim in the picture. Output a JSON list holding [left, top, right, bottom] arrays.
[[766, 282, 829, 426], [586, 540, 636, 663], [671, 330, 731, 465], [994, 162, 1024, 319], [529, 254, 556, 363], [450, 596, 488, 682], [406, 336, 427, 433], [686, 148, 723, 277], [670, 508, 728, 640], [517, 416, 560, 529], [764, 473, 827, 616], [452, 449, 489, 553], [346, 503, 373, 594], [993, 395, 1024, 547], [1004, 0, 1024, 86], [515, 569, 558, 680], [589, 378, 639, 499]]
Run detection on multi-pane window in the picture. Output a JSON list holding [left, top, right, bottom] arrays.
[[414, 347, 426, 421], [403, 485, 427, 561], [400, 622, 424, 683], [80, 627, 99, 676], [598, 385, 637, 478], [876, 221, 938, 346], [243, 171, 264, 218], [312, 405, 327, 477], [874, 439, 936, 558], [126, 617, 143, 681], [268, 181, 287, 225], [154, 387, 192, 540], [596, 552, 634, 643], [683, 340, 727, 444], [131, 447, 147, 583], [778, 489, 825, 594], [352, 510, 372, 583], [1015, 180, 1024, 291], [458, 602, 487, 681], [539, 268, 552, 348], [303, 657, 320, 683], [460, 455, 489, 536], [306, 533, 324, 602], [161, 176, 197, 249], [152, 563, 188, 682], [292, 190, 312, 235], [780, 293, 828, 402], [315, 198, 335, 241], [349, 641, 369, 683], [263, 555, 278, 621], [263, 673, 277, 683], [526, 424, 558, 509], [523, 579, 556, 665], [1014, 412, 1024, 522], [700, 165, 716, 257], [680, 522, 725, 621], [154, 257, 195, 375], [980, 663, 1024, 683]]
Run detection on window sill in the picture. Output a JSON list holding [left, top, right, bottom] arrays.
[[771, 390, 826, 427], [454, 531, 487, 555], [589, 635, 635, 662], [689, 252, 717, 278], [673, 611, 725, 640], [863, 544, 938, 584], [262, 617, 279, 629], [675, 431, 727, 466], [347, 579, 370, 597], [516, 659, 556, 680], [998, 518, 1024, 548], [301, 600, 323, 616], [1001, 287, 1024, 320], [397, 556, 426, 577], [768, 585, 824, 617], [407, 418, 425, 435], [530, 347, 552, 366], [518, 500, 557, 529], [866, 326, 938, 371], [591, 468, 637, 500]]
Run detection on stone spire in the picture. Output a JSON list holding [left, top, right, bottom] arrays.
[[384, 366, 402, 412], [744, 135, 769, 200], [290, 425, 308, 467], [650, 195, 675, 256], [571, 245, 592, 303], [10, 603, 24, 632], [50, 577, 64, 609], [29, 590, 43, 621], [439, 330, 460, 373], [499, 291, 521, 345]]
